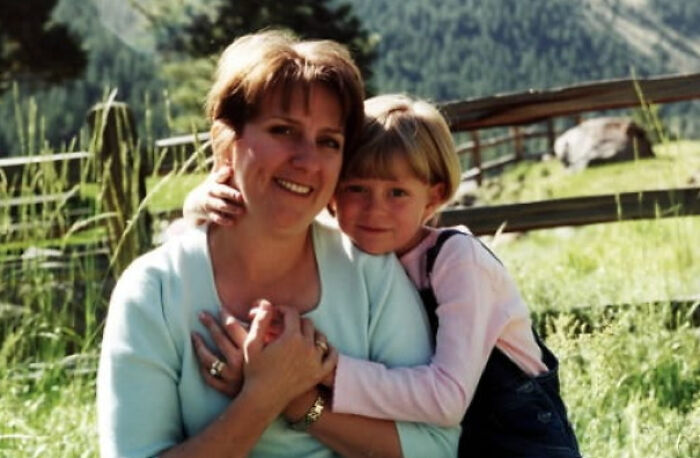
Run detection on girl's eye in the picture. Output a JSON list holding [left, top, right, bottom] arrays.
[[389, 188, 409, 197]]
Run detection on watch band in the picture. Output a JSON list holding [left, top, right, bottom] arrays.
[[289, 391, 326, 431]]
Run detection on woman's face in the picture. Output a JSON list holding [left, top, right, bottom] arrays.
[[228, 84, 345, 235]]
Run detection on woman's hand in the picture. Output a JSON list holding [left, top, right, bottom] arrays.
[[191, 309, 248, 398], [243, 301, 338, 407], [183, 165, 246, 226]]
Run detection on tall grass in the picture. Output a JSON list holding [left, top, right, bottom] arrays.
[[547, 307, 699, 457], [0, 89, 216, 456]]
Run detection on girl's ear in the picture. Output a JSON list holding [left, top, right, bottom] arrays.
[[422, 183, 446, 224]]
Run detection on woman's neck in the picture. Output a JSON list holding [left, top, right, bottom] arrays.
[[208, 221, 318, 318]]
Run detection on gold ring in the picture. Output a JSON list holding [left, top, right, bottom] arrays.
[[315, 340, 329, 355], [209, 359, 225, 378]]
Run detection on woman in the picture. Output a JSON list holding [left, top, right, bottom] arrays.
[[97, 30, 459, 457]]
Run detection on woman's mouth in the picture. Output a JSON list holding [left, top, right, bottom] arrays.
[[275, 178, 312, 195]]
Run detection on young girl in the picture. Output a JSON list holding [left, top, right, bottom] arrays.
[[185, 94, 580, 456]]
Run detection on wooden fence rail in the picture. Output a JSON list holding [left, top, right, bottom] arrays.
[[439, 187, 700, 235], [0, 151, 91, 192], [440, 72, 700, 131], [456, 123, 559, 183]]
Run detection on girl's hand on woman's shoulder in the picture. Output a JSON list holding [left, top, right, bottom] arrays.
[[183, 165, 246, 226]]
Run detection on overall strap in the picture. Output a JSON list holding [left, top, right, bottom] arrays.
[[421, 228, 503, 340], [425, 229, 466, 277], [420, 229, 467, 338]]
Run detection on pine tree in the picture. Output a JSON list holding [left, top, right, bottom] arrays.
[[0, 0, 86, 93]]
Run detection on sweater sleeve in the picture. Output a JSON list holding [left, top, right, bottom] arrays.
[[97, 259, 184, 458], [338, 252, 460, 457], [333, 235, 513, 427]]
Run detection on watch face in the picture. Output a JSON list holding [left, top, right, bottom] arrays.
[[290, 393, 326, 431]]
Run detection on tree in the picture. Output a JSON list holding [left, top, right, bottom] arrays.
[[175, 0, 376, 84], [137, 0, 377, 133], [0, 0, 87, 93]]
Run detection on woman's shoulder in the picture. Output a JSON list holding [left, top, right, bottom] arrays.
[[314, 219, 404, 288], [108, 225, 211, 333], [312, 221, 400, 272], [119, 225, 209, 287]]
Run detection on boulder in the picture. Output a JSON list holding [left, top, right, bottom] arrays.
[[554, 117, 654, 171]]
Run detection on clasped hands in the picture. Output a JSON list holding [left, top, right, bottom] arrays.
[[191, 299, 337, 422]]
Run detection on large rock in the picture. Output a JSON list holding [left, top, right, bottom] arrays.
[[554, 117, 654, 171]]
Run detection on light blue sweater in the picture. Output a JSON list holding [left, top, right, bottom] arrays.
[[97, 222, 459, 457]]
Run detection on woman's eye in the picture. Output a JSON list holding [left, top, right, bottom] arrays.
[[319, 137, 342, 150], [269, 125, 294, 136]]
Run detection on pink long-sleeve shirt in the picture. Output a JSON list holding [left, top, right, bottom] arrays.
[[332, 226, 548, 427]]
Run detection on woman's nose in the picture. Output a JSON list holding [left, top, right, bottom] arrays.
[[290, 140, 321, 172]]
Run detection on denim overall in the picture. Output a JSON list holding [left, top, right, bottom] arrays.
[[419, 230, 581, 457]]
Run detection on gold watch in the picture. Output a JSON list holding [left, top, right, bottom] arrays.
[[289, 391, 326, 431]]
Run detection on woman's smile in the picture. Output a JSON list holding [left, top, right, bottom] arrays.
[[274, 177, 313, 196]]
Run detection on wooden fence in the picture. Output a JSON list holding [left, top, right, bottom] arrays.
[[441, 72, 700, 183], [440, 187, 700, 235], [2, 73, 700, 254]]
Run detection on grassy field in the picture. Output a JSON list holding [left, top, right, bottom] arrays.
[[1, 139, 699, 456], [482, 140, 700, 457]]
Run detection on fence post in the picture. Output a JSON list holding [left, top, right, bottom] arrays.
[[87, 102, 150, 277], [469, 130, 482, 185], [546, 119, 556, 156], [511, 126, 524, 161]]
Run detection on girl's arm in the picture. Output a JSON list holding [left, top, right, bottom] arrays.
[[332, 235, 517, 427]]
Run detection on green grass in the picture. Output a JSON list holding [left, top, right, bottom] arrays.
[[145, 172, 207, 213], [475, 140, 700, 203], [0, 372, 97, 456], [493, 218, 700, 314], [82, 172, 207, 214], [547, 308, 700, 457]]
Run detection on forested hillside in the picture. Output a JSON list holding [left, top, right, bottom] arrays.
[[349, 0, 700, 99], [348, 0, 700, 136], [2, 0, 700, 157]]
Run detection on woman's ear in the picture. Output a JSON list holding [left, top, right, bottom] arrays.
[[422, 183, 446, 224], [210, 120, 237, 171], [326, 197, 338, 217]]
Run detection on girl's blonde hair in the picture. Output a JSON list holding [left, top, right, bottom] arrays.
[[342, 94, 461, 203], [206, 29, 365, 164]]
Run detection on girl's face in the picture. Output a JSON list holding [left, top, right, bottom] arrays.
[[334, 155, 444, 256], [228, 84, 345, 236]]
